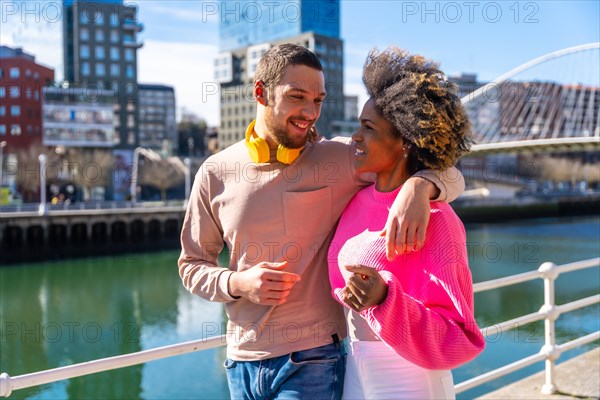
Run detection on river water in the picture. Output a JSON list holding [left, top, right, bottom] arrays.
[[1, 216, 598, 399]]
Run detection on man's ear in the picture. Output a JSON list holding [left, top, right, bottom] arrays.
[[254, 80, 268, 106]]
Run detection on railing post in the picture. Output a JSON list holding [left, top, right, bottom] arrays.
[[538, 261, 561, 394], [0, 373, 12, 397]]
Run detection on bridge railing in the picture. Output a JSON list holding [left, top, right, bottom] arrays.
[[0, 200, 186, 214], [0, 258, 598, 398]]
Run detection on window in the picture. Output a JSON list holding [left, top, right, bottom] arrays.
[[96, 46, 105, 59], [111, 12, 119, 26], [125, 48, 134, 61], [126, 65, 134, 79], [94, 11, 104, 24], [10, 105, 20, 116], [0, 68, 3, 78], [34, 91, 39, 101], [80, 45, 90, 59], [25, 69, 31, 77], [80, 11, 89, 24], [82, 62, 90, 76], [10, 124, 21, 136], [80, 28, 89, 40], [110, 29, 119, 43], [9, 86, 19, 98], [96, 63, 106, 76], [0, 87, 4, 98], [110, 47, 119, 60], [9, 67, 19, 79], [95, 29, 105, 42], [0, 106, 4, 116], [0, 125, 5, 136], [110, 64, 120, 77]]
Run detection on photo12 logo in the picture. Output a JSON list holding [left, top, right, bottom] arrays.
[[400, 1, 540, 24], [1, 1, 62, 23]]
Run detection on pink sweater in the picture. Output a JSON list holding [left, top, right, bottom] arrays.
[[329, 185, 485, 370]]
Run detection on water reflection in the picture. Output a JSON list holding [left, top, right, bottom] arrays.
[[1, 252, 228, 400], [0, 217, 598, 399]]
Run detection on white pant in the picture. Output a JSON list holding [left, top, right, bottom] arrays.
[[344, 340, 456, 400]]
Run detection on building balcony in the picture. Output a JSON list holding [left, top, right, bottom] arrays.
[[123, 19, 144, 32], [123, 39, 144, 49]]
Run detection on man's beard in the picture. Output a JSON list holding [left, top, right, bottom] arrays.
[[264, 104, 311, 149]]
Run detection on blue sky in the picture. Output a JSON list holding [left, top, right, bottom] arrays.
[[2, 0, 599, 127]]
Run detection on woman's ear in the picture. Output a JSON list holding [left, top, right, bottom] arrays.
[[254, 80, 268, 106]]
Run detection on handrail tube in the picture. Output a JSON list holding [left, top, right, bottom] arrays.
[[557, 258, 600, 274], [0, 336, 225, 398], [556, 295, 600, 315], [472, 259, 599, 295], [480, 311, 546, 338], [473, 270, 542, 293], [454, 352, 547, 394], [556, 331, 600, 353], [480, 295, 599, 338]]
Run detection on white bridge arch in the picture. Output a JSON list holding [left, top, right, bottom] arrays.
[[463, 43, 600, 154]]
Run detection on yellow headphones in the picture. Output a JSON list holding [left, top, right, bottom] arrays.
[[245, 120, 302, 164]]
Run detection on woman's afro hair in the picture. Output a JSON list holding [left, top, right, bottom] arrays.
[[362, 47, 473, 169]]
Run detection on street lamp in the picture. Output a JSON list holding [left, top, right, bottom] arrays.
[[184, 157, 191, 207], [130, 147, 160, 203], [130, 147, 142, 203], [38, 154, 47, 216], [0, 141, 6, 190]]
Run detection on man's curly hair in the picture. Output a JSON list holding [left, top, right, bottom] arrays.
[[363, 47, 473, 170]]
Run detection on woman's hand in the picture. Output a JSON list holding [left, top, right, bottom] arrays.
[[382, 177, 437, 260], [342, 265, 388, 312]]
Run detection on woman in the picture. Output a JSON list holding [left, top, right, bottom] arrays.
[[328, 47, 485, 399]]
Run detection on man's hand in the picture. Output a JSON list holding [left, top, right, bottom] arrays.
[[342, 265, 388, 312], [382, 177, 439, 260], [228, 261, 301, 305]]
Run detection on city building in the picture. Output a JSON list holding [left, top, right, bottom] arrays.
[[331, 95, 359, 138], [343, 94, 358, 121], [42, 85, 117, 148], [0, 45, 55, 150], [448, 73, 487, 100], [497, 81, 600, 139], [63, 0, 143, 149], [219, 0, 340, 52], [138, 84, 177, 155], [216, 0, 344, 150]]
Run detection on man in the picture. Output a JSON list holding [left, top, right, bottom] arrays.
[[179, 44, 464, 399]]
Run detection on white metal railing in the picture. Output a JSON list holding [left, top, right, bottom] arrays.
[[0, 258, 598, 398], [454, 257, 600, 395], [0, 200, 187, 214]]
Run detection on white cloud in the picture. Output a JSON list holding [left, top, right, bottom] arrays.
[[140, 2, 218, 23], [137, 39, 220, 126]]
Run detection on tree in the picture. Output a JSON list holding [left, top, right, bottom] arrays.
[[178, 109, 207, 157], [65, 148, 113, 201], [138, 151, 186, 201], [14, 143, 60, 202]]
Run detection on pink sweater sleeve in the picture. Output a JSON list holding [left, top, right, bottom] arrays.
[[363, 261, 485, 370]]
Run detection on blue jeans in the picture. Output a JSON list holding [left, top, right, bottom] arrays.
[[224, 338, 346, 400]]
